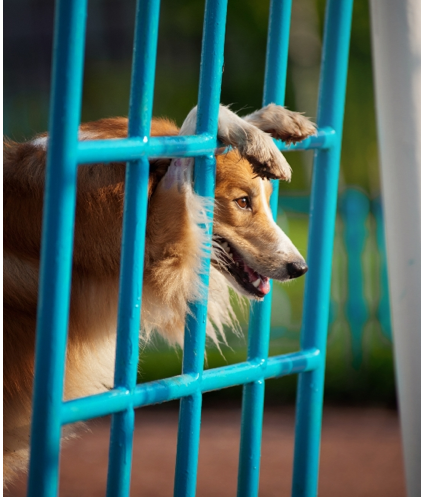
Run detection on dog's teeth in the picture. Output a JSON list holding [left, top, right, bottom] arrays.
[[222, 242, 232, 254], [252, 278, 261, 288]]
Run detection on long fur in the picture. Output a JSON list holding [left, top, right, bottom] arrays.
[[3, 104, 315, 486]]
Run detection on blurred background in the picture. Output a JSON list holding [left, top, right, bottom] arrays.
[[4, 0, 403, 496]]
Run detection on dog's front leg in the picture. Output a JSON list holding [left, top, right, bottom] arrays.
[[176, 105, 291, 180], [178, 104, 315, 181]]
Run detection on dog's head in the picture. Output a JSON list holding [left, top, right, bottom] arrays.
[[212, 151, 307, 299]]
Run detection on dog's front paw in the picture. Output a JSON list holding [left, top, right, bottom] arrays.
[[216, 105, 292, 181], [273, 106, 317, 144], [244, 103, 317, 145]]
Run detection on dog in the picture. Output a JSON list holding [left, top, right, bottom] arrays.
[[3, 103, 315, 485]]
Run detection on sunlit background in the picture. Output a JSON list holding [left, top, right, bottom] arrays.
[[4, 1, 402, 495]]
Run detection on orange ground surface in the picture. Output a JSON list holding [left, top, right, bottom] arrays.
[[5, 406, 405, 497]]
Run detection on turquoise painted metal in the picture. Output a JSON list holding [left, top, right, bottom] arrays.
[[61, 348, 321, 425], [292, 1, 354, 496], [106, 1, 161, 495], [76, 126, 335, 165], [238, 1, 292, 495], [174, 1, 228, 495], [27, 0, 88, 494], [340, 189, 370, 368], [27, 0, 354, 496]]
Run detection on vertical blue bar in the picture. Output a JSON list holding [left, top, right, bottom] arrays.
[[27, 0, 87, 495], [291, 1, 353, 496], [174, 1, 228, 496], [340, 189, 370, 368], [262, 0, 292, 106], [237, 1, 292, 496], [106, 1, 160, 496]]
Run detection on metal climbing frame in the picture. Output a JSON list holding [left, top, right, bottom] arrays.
[[27, 0, 353, 496]]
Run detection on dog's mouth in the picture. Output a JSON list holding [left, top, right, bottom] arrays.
[[211, 236, 270, 299]]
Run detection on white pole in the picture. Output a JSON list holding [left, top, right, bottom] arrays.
[[370, 1, 421, 495]]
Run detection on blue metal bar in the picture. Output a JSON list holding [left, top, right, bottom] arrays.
[[174, 1, 228, 495], [291, 1, 353, 496], [276, 127, 336, 151], [25, 0, 355, 493], [263, 0, 292, 105], [340, 189, 370, 368], [237, 301, 272, 497], [237, 1, 292, 496], [75, 126, 335, 165], [27, 0, 88, 495], [106, 1, 160, 495], [61, 349, 321, 424], [78, 134, 216, 163]]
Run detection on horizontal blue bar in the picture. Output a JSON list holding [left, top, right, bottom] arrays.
[[277, 126, 335, 151], [61, 348, 320, 425], [76, 127, 335, 165], [77, 133, 216, 164]]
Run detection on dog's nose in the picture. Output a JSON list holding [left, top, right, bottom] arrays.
[[286, 261, 308, 279]]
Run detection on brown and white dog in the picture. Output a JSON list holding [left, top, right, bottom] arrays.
[[3, 104, 315, 485]]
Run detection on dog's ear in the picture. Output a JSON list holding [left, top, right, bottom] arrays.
[[148, 158, 172, 198]]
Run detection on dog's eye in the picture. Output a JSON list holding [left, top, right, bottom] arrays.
[[235, 197, 251, 210]]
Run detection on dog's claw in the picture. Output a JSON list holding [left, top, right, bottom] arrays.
[[243, 103, 317, 145]]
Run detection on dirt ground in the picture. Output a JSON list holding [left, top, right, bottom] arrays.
[[5, 405, 405, 497]]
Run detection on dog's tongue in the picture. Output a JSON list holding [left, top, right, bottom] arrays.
[[243, 262, 271, 295], [258, 277, 271, 295]]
